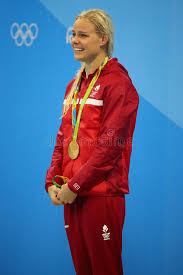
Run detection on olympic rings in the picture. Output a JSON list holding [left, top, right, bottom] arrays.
[[10, 23, 38, 47], [66, 26, 73, 44]]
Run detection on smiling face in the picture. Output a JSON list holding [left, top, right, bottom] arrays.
[[71, 18, 107, 65]]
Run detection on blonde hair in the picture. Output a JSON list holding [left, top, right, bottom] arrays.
[[63, 9, 114, 116]]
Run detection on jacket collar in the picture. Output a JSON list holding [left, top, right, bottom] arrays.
[[81, 58, 118, 81]]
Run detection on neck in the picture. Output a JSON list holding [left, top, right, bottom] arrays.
[[84, 53, 107, 78]]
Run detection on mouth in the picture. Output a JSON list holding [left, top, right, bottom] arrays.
[[73, 48, 84, 52]]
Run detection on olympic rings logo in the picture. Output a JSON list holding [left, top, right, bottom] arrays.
[[10, 23, 38, 47]]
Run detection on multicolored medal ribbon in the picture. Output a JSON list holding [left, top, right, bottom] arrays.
[[52, 175, 69, 188], [72, 78, 81, 132], [68, 56, 109, 160]]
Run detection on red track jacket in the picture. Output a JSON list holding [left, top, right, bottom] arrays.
[[45, 58, 139, 196]]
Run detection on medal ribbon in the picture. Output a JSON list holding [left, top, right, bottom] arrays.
[[72, 56, 109, 142], [72, 78, 81, 133]]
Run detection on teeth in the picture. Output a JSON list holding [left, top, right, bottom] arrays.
[[74, 48, 83, 51]]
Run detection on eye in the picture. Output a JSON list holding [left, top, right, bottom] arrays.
[[71, 32, 88, 39], [80, 33, 87, 37], [80, 33, 87, 38]]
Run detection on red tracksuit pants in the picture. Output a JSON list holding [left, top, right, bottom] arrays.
[[64, 195, 125, 275]]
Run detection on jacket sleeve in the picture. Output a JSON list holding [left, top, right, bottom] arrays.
[[45, 79, 75, 192], [45, 123, 64, 192], [67, 76, 139, 194]]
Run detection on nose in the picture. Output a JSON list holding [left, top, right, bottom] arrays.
[[71, 35, 79, 45]]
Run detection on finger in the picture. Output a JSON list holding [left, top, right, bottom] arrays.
[[51, 195, 64, 206], [68, 199, 74, 204], [49, 187, 61, 199], [53, 186, 61, 194], [56, 194, 67, 205], [48, 184, 58, 192], [52, 199, 64, 206], [56, 192, 64, 201]]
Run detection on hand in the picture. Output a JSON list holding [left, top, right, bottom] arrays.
[[48, 185, 64, 206], [57, 183, 77, 204]]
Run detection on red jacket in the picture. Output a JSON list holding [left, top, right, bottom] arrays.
[[45, 58, 139, 196]]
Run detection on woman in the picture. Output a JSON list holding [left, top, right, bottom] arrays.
[[45, 9, 139, 275]]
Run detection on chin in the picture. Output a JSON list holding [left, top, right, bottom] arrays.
[[74, 55, 86, 62]]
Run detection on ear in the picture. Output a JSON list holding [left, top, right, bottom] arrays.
[[100, 34, 109, 47]]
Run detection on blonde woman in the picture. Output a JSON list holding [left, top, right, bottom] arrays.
[[45, 9, 139, 275]]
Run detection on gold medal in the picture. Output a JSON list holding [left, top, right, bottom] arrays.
[[68, 140, 79, 159]]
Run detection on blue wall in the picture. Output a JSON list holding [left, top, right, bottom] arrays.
[[0, 0, 183, 274]]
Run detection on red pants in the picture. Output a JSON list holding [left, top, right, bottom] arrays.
[[64, 196, 125, 275]]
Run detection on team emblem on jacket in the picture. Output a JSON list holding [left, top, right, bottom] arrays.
[[102, 225, 110, 240], [90, 84, 101, 97]]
